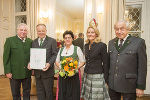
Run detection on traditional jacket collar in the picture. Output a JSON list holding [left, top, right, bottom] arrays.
[[114, 34, 132, 52]]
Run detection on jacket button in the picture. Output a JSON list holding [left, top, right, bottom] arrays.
[[118, 54, 120, 56], [116, 66, 118, 69], [117, 60, 119, 62], [115, 74, 118, 77]]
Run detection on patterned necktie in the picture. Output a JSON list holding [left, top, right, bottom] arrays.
[[40, 38, 43, 47], [119, 39, 124, 49]]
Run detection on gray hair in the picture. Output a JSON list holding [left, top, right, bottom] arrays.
[[114, 19, 130, 30], [36, 24, 47, 28], [17, 23, 28, 30]]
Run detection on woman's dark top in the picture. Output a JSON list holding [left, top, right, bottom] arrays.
[[84, 42, 109, 81]]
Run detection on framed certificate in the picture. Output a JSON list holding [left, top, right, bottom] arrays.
[[30, 48, 46, 69]]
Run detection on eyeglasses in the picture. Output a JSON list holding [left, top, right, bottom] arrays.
[[19, 29, 27, 32], [115, 28, 126, 32], [64, 37, 72, 40]]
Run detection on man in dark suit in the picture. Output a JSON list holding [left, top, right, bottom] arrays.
[[73, 33, 84, 52], [3, 23, 32, 100], [108, 20, 147, 100], [28, 24, 57, 100]]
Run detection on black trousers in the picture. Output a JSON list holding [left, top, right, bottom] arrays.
[[109, 88, 136, 100], [10, 78, 31, 100], [35, 77, 54, 100]]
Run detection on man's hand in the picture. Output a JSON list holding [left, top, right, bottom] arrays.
[[27, 63, 32, 70], [6, 73, 12, 79], [136, 89, 144, 97], [42, 63, 50, 71]]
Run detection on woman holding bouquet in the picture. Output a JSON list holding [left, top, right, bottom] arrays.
[[55, 30, 85, 100], [81, 19, 110, 100]]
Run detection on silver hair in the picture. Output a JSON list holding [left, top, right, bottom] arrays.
[[114, 19, 130, 30], [36, 24, 47, 28], [17, 23, 28, 30]]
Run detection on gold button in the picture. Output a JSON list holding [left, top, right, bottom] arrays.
[[118, 54, 120, 56]]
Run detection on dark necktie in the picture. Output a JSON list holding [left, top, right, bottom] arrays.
[[40, 38, 43, 47], [119, 39, 124, 49]]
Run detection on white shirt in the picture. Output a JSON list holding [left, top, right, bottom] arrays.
[[17, 35, 26, 42], [38, 37, 46, 46], [118, 34, 129, 46], [56, 45, 85, 63]]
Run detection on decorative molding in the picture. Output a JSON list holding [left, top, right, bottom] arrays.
[[15, 12, 27, 16], [126, 0, 144, 3], [2, 18, 9, 23], [2, 0, 11, 18]]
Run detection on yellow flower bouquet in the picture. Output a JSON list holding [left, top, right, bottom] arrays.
[[59, 57, 78, 77]]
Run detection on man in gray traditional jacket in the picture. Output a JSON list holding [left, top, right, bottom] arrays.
[[108, 20, 147, 100]]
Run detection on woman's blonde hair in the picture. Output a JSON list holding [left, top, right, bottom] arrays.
[[85, 26, 101, 44]]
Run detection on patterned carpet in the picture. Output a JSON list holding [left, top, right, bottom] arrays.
[[0, 76, 150, 100]]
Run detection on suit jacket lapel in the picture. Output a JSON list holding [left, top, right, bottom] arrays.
[[114, 38, 119, 52], [34, 38, 40, 48], [41, 36, 48, 47]]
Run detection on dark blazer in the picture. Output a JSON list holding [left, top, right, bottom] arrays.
[[32, 35, 57, 78], [3, 35, 32, 79], [84, 42, 109, 82], [73, 38, 84, 52], [108, 35, 147, 93]]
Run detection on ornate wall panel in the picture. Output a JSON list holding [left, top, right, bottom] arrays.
[[0, 0, 13, 75]]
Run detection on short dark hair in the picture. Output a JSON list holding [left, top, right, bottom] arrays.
[[78, 33, 83, 38], [63, 30, 74, 39]]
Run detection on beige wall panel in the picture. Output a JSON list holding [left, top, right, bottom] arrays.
[[72, 20, 84, 34], [2, 0, 10, 18], [0, 0, 2, 17], [55, 11, 73, 40], [0, 0, 12, 75], [2, 19, 9, 31]]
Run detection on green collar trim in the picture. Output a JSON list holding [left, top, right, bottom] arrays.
[[114, 35, 132, 52]]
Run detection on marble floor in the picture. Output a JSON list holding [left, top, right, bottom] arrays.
[[0, 76, 150, 100]]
